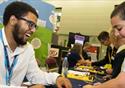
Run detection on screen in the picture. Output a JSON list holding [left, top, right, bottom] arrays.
[[67, 32, 89, 48], [75, 35, 85, 45]]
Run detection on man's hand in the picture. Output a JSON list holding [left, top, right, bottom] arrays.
[[56, 76, 72, 88], [106, 68, 113, 74]]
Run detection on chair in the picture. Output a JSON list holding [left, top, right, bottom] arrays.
[[45, 57, 59, 72]]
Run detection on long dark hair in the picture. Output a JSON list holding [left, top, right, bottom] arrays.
[[71, 43, 83, 54], [110, 1, 125, 20]]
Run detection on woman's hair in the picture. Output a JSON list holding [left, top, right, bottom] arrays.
[[71, 43, 83, 54], [110, 29, 118, 48], [110, 1, 125, 20]]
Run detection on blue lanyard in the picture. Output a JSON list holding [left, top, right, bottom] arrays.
[[0, 30, 18, 85], [4, 46, 18, 85]]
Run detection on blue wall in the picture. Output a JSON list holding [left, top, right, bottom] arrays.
[[0, 0, 54, 29]]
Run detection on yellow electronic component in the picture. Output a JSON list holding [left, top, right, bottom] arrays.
[[104, 64, 112, 69], [75, 65, 105, 75], [97, 71, 105, 75], [67, 73, 93, 82], [67, 70, 94, 82], [78, 65, 93, 69]]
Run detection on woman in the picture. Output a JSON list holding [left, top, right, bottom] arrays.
[[67, 43, 85, 68]]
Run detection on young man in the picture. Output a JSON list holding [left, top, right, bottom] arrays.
[[91, 31, 117, 67], [86, 31, 117, 75], [0, 1, 72, 88], [83, 1, 125, 88]]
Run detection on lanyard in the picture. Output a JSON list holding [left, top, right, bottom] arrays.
[[0, 30, 18, 85], [4, 46, 18, 85]]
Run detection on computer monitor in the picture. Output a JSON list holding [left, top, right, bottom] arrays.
[[67, 32, 89, 48], [74, 35, 85, 45]]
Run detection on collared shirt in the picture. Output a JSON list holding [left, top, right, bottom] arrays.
[[111, 44, 125, 78], [0, 28, 59, 86], [119, 45, 125, 72]]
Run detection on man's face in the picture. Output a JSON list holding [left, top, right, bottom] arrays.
[[12, 12, 37, 46], [100, 38, 110, 46]]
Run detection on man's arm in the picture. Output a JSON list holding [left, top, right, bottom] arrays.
[[92, 47, 110, 66]]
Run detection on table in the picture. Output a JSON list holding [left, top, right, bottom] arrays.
[[69, 78, 87, 88], [46, 65, 108, 88], [45, 73, 106, 88], [45, 76, 105, 88], [68, 74, 106, 88]]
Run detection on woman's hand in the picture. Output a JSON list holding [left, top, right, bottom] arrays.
[[83, 85, 93, 88], [77, 59, 92, 66]]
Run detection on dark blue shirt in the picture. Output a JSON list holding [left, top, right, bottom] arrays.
[[67, 51, 81, 68]]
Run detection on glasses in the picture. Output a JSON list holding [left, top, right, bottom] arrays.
[[18, 17, 37, 29]]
